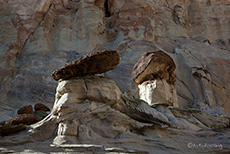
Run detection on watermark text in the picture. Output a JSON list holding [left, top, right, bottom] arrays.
[[187, 142, 223, 150]]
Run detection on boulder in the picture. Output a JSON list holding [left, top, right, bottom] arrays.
[[34, 103, 50, 112], [52, 50, 120, 81], [0, 104, 50, 136], [4, 114, 40, 126], [131, 51, 176, 85], [17, 105, 33, 115], [0, 124, 27, 137]]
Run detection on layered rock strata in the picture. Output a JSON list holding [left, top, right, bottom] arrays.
[[0, 0, 230, 120], [0, 76, 229, 153]]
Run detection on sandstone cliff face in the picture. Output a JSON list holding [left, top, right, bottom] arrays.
[[0, 0, 230, 120]]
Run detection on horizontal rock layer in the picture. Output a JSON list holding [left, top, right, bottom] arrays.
[[0, 76, 229, 153]]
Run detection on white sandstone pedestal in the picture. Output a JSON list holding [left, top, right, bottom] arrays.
[[138, 79, 178, 107]]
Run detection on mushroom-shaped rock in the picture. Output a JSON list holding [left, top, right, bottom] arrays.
[[52, 50, 120, 81], [131, 51, 176, 85]]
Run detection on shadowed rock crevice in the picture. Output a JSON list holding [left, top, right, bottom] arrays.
[[104, 0, 111, 17], [20, 3, 53, 50]]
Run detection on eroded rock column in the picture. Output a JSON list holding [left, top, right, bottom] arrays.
[[132, 51, 178, 106]]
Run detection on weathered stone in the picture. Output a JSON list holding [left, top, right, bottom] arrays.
[[34, 103, 50, 112], [172, 5, 186, 26], [138, 79, 178, 106], [52, 50, 120, 81], [170, 107, 230, 129], [174, 39, 230, 115], [0, 76, 230, 154], [169, 107, 210, 129], [153, 104, 201, 130], [131, 51, 176, 85], [0, 0, 230, 120], [53, 76, 123, 108], [0, 0, 230, 153], [5, 114, 40, 126], [0, 124, 27, 137], [53, 76, 169, 125], [119, 94, 170, 125], [17, 105, 33, 115], [192, 111, 229, 129]]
